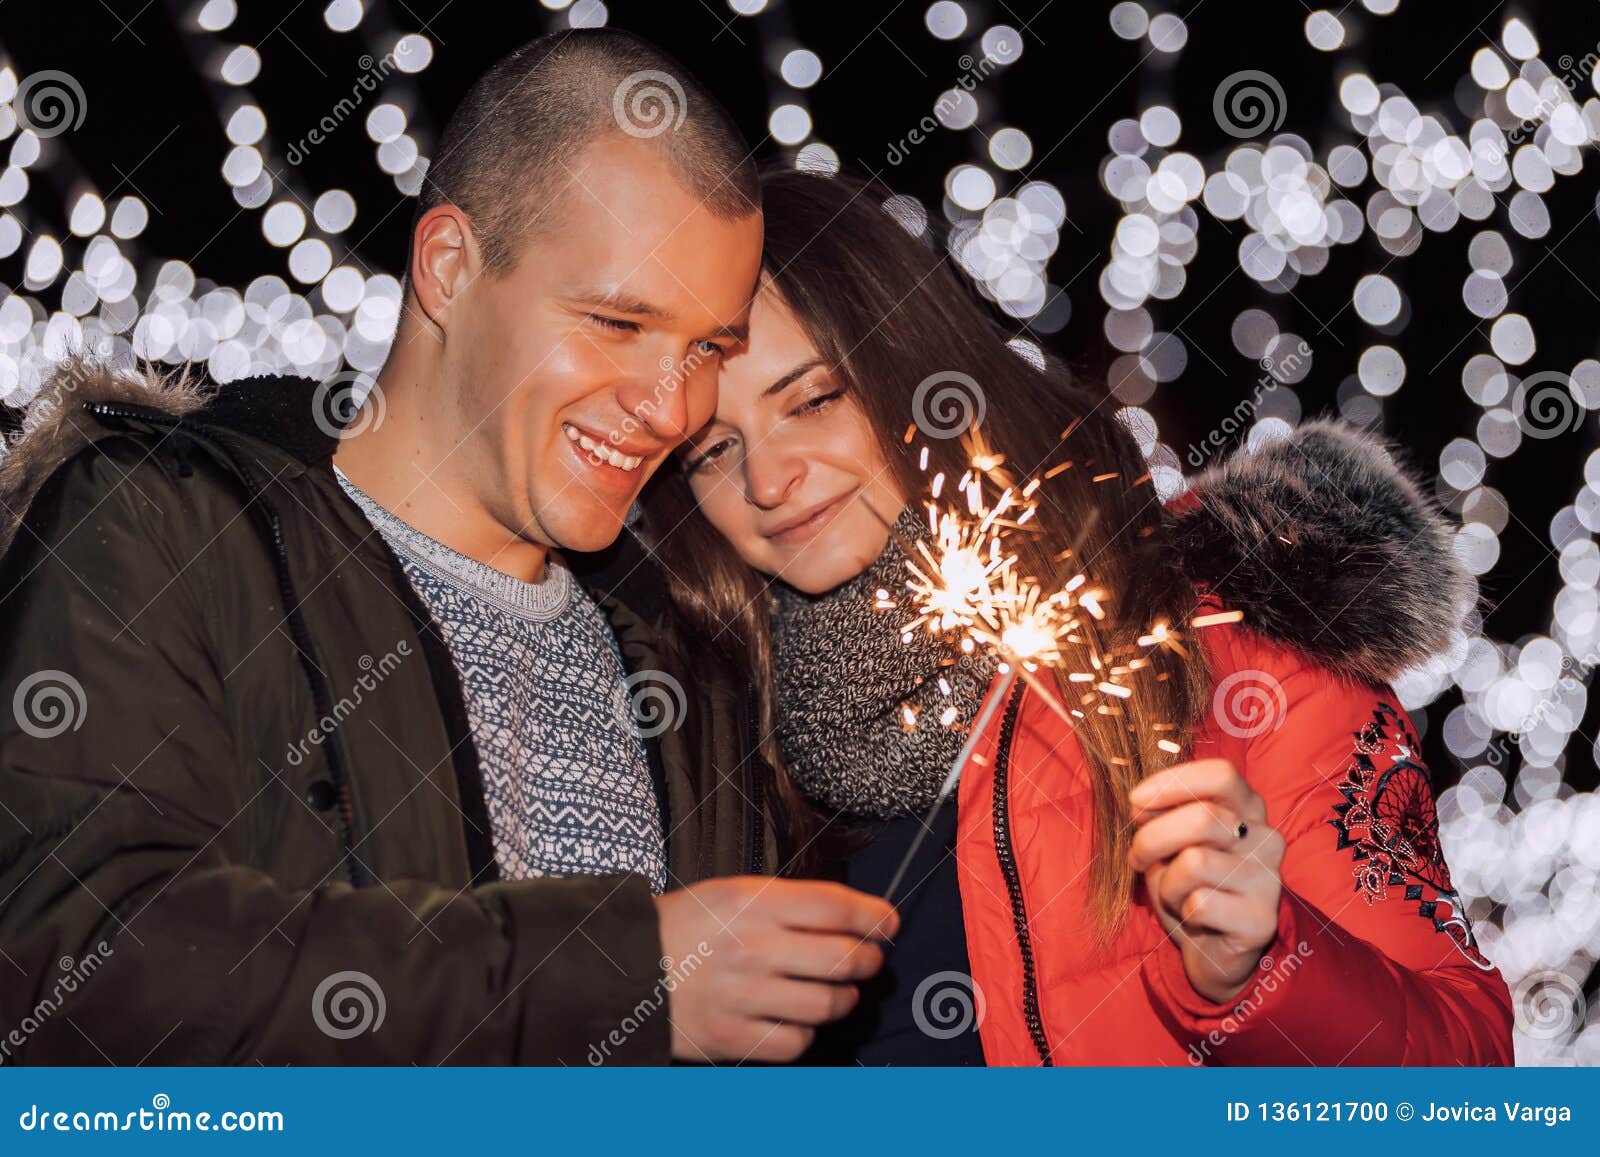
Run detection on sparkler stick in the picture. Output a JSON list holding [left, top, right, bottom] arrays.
[[882, 665, 1017, 907], [1014, 664, 1076, 727]]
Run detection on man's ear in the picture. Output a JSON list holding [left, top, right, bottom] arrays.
[[408, 204, 481, 332]]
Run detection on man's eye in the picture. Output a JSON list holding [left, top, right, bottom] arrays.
[[589, 314, 639, 333]]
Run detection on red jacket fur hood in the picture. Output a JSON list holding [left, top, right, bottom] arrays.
[[957, 422, 1513, 1066]]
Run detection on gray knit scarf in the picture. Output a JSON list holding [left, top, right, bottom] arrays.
[[771, 506, 997, 818]]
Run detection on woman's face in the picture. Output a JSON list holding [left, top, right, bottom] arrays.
[[682, 287, 907, 595]]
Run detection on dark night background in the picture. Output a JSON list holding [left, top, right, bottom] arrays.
[[1, 0, 1595, 1052]]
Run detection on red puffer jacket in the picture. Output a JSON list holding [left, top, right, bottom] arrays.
[[956, 423, 1514, 1065]]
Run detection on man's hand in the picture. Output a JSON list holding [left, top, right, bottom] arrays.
[[655, 877, 898, 1063], [1128, 758, 1286, 1004]]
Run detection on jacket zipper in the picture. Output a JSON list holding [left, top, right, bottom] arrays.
[[992, 679, 1052, 1065], [264, 512, 369, 887], [84, 402, 368, 887], [741, 678, 766, 876]]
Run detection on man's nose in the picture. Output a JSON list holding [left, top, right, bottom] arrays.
[[616, 357, 695, 444]]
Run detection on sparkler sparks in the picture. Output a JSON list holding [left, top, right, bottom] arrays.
[[894, 447, 1112, 686], [888, 438, 1246, 713], [876, 432, 1258, 907]]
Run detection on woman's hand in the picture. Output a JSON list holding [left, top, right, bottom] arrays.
[[1128, 758, 1286, 1004]]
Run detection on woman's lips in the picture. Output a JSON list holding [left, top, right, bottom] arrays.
[[764, 489, 859, 547]]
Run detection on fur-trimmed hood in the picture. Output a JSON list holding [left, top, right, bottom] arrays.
[[0, 358, 213, 558], [1168, 419, 1471, 687], [1, 359, 1469, 686]]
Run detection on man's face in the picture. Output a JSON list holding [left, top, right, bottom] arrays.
[[447, 135, 762, 554]]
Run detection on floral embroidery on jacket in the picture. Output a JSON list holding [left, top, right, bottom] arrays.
[[1330, 701, 1495, 971]]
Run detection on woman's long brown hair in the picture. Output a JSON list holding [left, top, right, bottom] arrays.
[[638, 168, 1212, 944]]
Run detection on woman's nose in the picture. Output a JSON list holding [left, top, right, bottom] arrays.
[[743, 442, 803, 510]]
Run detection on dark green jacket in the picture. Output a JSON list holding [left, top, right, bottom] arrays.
[[0, 359, 775, 1064]]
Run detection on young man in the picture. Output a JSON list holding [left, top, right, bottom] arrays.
[[0, 29, 892, 1066]]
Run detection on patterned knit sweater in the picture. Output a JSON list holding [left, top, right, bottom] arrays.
[[334, 467, 667, 892]]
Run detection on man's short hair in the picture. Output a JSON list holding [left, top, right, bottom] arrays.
[[413, 28, 760, 272]]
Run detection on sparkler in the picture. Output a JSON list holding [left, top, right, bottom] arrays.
[[880, 663, 1018, 905], [877, 431, 1247, 907], [880, 439, 1115, 905]]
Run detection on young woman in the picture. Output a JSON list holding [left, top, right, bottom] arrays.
[[639, 169, 1514, 1066]]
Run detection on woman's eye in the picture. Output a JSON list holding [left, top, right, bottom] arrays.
[[684, 438, 735, 475], [695, 339, 725, 358], [792, 389, 844, 416]]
